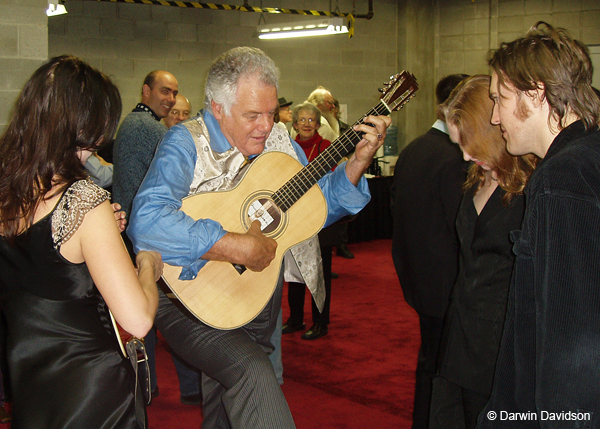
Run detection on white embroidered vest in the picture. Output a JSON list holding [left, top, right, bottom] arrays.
[[182, 116, 325, 310]]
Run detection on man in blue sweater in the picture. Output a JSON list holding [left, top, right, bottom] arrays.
[[113, 70, 179, 219]]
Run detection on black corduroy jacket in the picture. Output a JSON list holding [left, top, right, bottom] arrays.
[[480, 121, 600, 428]]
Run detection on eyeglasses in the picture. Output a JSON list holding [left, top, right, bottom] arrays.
[[170, 110, 190, 118], [297, 117, 316, 124]]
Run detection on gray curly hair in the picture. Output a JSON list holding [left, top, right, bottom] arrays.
[[204, 47, 280, 116]]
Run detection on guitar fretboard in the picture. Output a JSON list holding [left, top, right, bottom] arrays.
[[272, 101, 391, 212]]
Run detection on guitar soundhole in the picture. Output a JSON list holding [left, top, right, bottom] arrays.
[[247, 198, 282, 235]]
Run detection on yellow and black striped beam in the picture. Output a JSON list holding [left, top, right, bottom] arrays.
[[92, 0, 348, 17]]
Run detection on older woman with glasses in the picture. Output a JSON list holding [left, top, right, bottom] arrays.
[[281, 102, 335, 340], [291, 102, 331, 162]]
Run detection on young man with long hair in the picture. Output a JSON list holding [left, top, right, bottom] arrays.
[[478, 22, 600, 428]]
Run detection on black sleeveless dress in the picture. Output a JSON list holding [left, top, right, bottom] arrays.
[[0, 179, 141, 428]]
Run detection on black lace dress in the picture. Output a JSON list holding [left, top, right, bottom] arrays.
[[0, 179, 141, 428]]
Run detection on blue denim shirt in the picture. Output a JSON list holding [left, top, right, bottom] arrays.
[[128, 111, 370, 280]]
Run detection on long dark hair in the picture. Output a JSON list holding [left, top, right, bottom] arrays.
[[0, 55, 122, 242]]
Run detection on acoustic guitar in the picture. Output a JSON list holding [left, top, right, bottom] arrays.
[[161, 71, 419, 330]]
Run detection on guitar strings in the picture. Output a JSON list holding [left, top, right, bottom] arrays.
[[274, 100, 396, 211], [274, 106, 382, 210], [272, 103, 390, 212]]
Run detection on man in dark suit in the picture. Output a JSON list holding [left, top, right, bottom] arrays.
[[391, 74, 468, 429]]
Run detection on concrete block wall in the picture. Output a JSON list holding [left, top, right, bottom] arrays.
[[396, 0, 437, 151], [437, 0, 600, 82], [398, 0, 600, 149], [0, 0, 48, 128], [48, 0, 400, 138], [11, 0, 597, 146]]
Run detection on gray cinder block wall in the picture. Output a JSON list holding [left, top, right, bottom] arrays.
[[0, 0, 48, 128], [1, 0, 599, 146], [400, 0, 600, 150], [437, 0, 600, 78], [47, 0, 400, 141]]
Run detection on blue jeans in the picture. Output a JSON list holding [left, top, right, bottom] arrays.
[[172, 353, 201, 396], [268, 309, 283, 385]]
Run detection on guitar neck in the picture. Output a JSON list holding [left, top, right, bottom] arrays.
[[273, 101, 391, 212]]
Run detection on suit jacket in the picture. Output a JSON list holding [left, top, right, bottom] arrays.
[[391, 126, 467, 318]]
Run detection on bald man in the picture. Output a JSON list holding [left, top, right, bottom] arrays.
[[113, 70, 179, 218], [164, 93, 191, 129]]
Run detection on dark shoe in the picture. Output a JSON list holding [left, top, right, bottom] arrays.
[[331, 272, 339, 279], [180, 393, 202, 406], [336, 244, 354, 259], [0, 406, 10, 424], [282, 321, 305, 334], [301, 324, 328, 340]]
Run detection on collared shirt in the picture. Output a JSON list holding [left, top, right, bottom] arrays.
[[128, 111, 370, 280], [431, 119, 448, 134]]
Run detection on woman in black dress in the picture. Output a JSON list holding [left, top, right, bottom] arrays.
[[0, 56, 162, 428], [429, 75, 538, 429]]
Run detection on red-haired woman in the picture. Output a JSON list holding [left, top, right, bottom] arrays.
[[429, 75, 538, 429]]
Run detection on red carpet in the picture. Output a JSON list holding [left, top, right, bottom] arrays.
[[145, 239, 420, 428], [1, 240, 419, 428]]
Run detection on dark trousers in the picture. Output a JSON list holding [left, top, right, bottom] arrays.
[[143, 321, 201, 397], [429, 376, 489, 429], [286, 245, 332, 326], [412, 314, 445, 429], [123, 235, 202, 398], [155, 275, 295, 429]]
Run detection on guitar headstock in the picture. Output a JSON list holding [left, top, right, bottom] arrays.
[[379, 71, 419, 112]]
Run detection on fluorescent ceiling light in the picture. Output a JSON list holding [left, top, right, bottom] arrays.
[[47, 0, 67, 16], [258, 17, 348, 40]]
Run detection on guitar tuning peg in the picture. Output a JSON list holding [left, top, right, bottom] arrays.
[[378, 87, 385, 93]]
